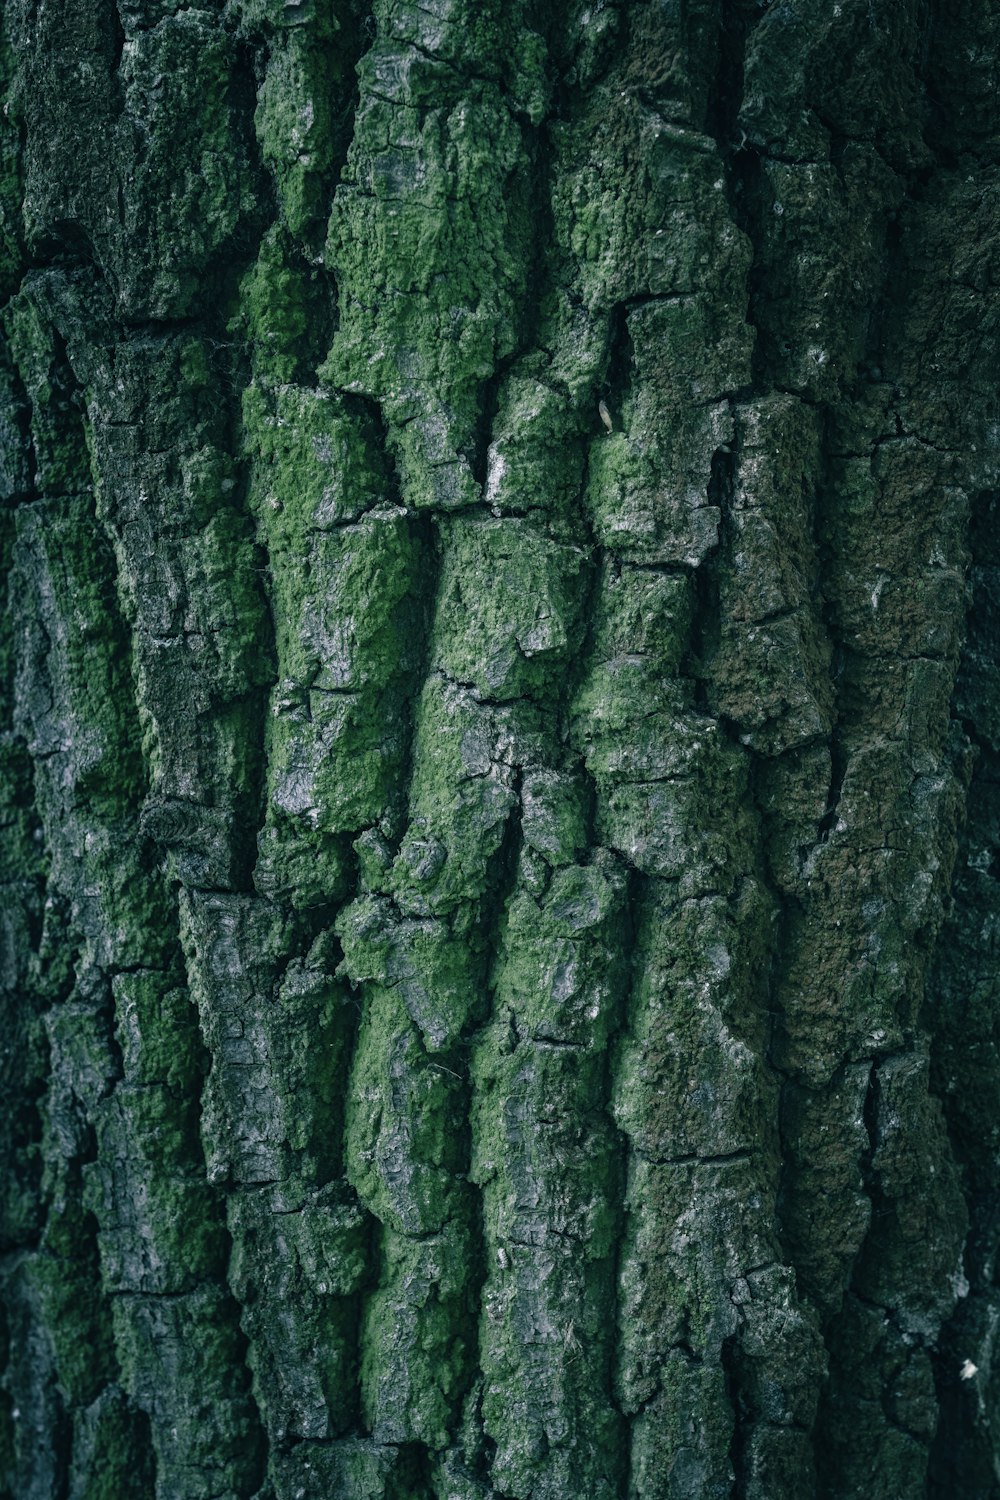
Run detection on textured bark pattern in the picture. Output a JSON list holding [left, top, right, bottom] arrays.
[[2, 1, 1000, 1496]]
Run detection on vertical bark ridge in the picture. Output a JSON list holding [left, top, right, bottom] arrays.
[[712, 4, 1000, 1494], [0, 342, 77, 1500], [920, 7, 1000, 1481], [0, 0, 286, 1487], [441, 17, 656, 1491], [4, 1, 1000, 1497], [72, 302, 276, 1490], [927, 491, 1000, 1494], [3, 303, 262, 1495], [548, 10, 829, 1497], [315, 8, 585, 1495]]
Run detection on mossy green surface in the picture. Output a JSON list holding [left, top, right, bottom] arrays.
[[30, 1203, 116, 1408], [112, 1287, 263, 1498], [359, 1219, 476, 1448], [73, 1391, 156, 1500], [346, 980, 469, 1235], [337, 896, 480, 1052], [256, 25, 340, 242], [228, 1179, 369, 1440], [0, 19, 23, 301], [319, 0, 547, 513], [5, 296, 91, 496], [466, 853, 629, 1499], [109, 14, 256, 319], [433, 517, 587, 702], [3, 0, 1000, 1495], [237, 228, 331, 384]]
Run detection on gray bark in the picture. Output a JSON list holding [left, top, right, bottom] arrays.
[[2, 1, 1000, 1496]]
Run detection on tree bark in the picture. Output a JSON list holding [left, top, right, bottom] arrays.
[[2, 1, 999, 1496]]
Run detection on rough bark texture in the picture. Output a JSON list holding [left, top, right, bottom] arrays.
[[2, 1, 1000, 1496]]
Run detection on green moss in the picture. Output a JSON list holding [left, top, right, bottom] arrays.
[[254, 822, 353, 910], [238, 0, 361, 244], [489, 856, 628, 1050], [76, 1393, 155, 1500], [112, 974, 197, 1095], [432, 516, 587, 702], [469, 1031, 626, 1497], [337, 896, 481, 1053], [627, 1355, 735, 1499], [619, 1153, 771, 1370], [323, 72, 526, 431], [629, 296, 754, 409], [44, 1002, 117, 1118], [56, 835, 175, 975], [464, 846, 630, 1499], [482, 372, 589, 525], [14, 500, 145, 812], [360, 1219, 475, 1448], [112, 1286, 263, 1498], [268, 1179, 370, 1298], [110, 14, 255, 318], [274, 506, 423, 695], [243, 385, 423, 868], [471, 1034, 618, 1250], [256, 29, 339, 241], [595, 562, 695, 669], [371, 0, 548, 113], [235, 227, 334, 385], [3, 0, 984, 1489], [320, 7, 544, 509], [345, 981, 468, 1234], [600, 777, 732, 889], [519, 767, 589, 867], [180, 889, 354, 1184], [5, 296, 91, 496], [611, 887, 772, 1159], [573, 651, 754, 892], [32, 1203, 116, 1405], [708, 397, 834, 755], [253, 502, 428, 898], [388, 676, 517, 915], [179, 508, 273, 695], [243, 380, 391, 535], [550, 96, 747, 308], [88, 1082, 227, 1293], [584, 414, 727, 567], [272, 1439, 396, 1499], [270, 957, 356, 1174], [0, 736, 46, 890], [100, 1085, 201, 1197], [0, 15, 24, 299], [228, 1181, 369, 1439]]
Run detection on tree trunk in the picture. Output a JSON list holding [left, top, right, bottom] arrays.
[[2, 1, 999, 1496]]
